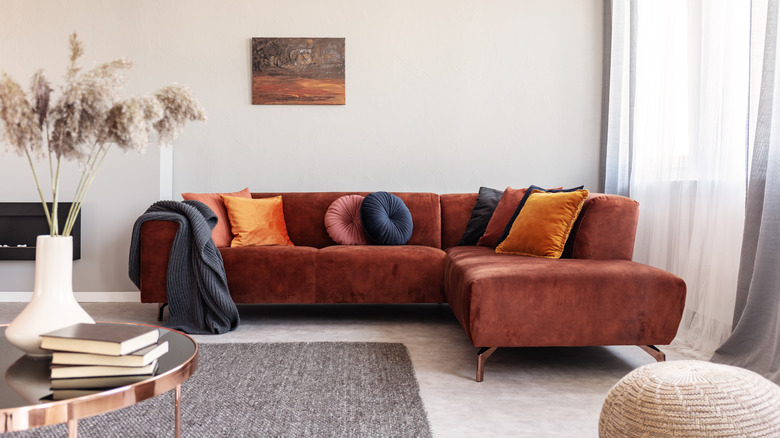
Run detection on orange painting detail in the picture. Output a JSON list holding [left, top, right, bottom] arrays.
[[252, 77, 345, 105], [252, 38, 345, 105]]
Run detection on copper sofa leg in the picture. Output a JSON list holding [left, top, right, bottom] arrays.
[[158, 302, 168, 321], [639, 345, 666, 362], [476, 347, 498, 382]]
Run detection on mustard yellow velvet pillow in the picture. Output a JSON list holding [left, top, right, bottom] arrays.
[[495, 189, 589, 258], [220, 195, 294, 247]]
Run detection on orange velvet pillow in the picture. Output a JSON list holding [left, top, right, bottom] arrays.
[[495, 189, 589, 259], [476, 187, 528, 248], [220, 195, 294, 247], [181, 188, 251, 247]]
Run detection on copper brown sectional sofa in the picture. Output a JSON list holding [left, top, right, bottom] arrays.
[[137, 191, 686, 381]]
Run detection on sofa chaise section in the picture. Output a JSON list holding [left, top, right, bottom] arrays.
[[445, 246, 685, 378], [439, 193, 686, 381]]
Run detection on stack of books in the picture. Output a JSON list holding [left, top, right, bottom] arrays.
[[40, 323, 168, 400]]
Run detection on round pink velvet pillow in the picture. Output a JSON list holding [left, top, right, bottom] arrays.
[[325, 195, 369, 245]]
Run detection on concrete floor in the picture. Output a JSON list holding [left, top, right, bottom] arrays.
[[1, 302, 702, 437]]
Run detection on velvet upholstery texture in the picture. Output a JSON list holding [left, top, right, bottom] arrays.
[[440, 193, 480, 250], [315, 246, 446, 303], [181, 187, 251, 247], [476, 187, 528, 248], [324, 195, 368, 245], [444, 246, 687, 348], [360, 192, 414, 245], [221, 195, 294, 247], [251, 192, 441, 248], [495, 190, 589, 259], [219, 246, 317, 303], [562, 194, 640, 260]]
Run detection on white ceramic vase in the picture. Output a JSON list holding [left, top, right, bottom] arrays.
[[5, 235, 94, 356]]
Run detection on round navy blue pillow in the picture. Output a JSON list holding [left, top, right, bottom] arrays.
[[360, 192, 413, 245]]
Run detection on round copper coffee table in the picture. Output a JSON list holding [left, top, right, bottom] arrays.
[[0, 322, 198, 437]]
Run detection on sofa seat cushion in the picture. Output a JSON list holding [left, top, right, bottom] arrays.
[[444, 246, 686, 348], [220, 246, 318, 303], [316, 245, 446, 303]]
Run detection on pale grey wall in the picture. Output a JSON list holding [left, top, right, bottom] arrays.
[[173, 0, 604, 194], [0, 0, 603, 298]]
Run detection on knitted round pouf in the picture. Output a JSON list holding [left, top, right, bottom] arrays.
[[599, 360, 780, 437]]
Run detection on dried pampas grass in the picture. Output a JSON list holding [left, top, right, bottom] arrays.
[[0, 33, 206, 236]]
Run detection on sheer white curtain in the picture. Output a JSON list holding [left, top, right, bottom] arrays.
[[713, 0, 780, 383], [604, 0, 752, 354]]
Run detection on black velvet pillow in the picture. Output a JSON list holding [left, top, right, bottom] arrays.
[[360, 191, 414, 245], [458, 187, 503, 246], [495, 185, 585, 248]]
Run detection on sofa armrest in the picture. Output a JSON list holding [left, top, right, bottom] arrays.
[[138, 220, 179, 303], [563, 194, 639, 260]]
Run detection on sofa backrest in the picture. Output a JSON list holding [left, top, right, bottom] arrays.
[[439, 192, 639, 260], [250, 191, 638, 257], [562, 193, 639, 260], [252, 192, 442, 248], [439, 193, 479, 249]]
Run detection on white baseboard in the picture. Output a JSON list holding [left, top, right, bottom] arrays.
[[0, 291, 141, 303]]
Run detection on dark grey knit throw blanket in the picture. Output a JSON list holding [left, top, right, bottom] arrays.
[[129, 200, 239, 334]]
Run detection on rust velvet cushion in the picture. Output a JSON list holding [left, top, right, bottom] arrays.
[[221, 195, 294, 247], [324, 195, 368, 245], [476, 187, 528, 248], [181, 187, 251, 247], [495, 189, 589, 258]]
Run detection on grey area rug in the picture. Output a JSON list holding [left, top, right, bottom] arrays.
[[7, 342, 432, 438]]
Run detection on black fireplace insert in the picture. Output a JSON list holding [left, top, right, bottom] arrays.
[[0, 203, 81, 260]]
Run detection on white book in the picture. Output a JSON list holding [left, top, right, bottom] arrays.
[[52, 341, 168, 367], [41, 323, 160, 356], [51, 360, 158, 379]]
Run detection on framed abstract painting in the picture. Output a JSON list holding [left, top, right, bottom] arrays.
[[251, 37, 345, 105]]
